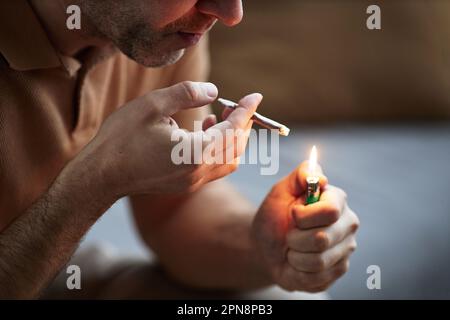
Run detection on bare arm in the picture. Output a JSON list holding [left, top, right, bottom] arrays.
[[0, 150, 115, 298], [130, 180, 272, 291]]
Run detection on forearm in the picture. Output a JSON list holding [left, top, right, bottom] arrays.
[[134, 181, 273, 291], [0, 151, 115, 298]]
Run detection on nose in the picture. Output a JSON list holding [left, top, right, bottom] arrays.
[[196, 0, 243, 27]]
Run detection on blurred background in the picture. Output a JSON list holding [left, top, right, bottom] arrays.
[[82, 0, 450, 299]]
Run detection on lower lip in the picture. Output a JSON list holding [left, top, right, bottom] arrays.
[[177, 32, 203, 47]]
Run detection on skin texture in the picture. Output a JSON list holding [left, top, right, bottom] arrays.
[[78, 0, 216, 67], [0, 0, 359, 297], [35, 0, 243, 66]]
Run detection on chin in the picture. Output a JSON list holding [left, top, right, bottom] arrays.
[[134, 49, 186, 68]]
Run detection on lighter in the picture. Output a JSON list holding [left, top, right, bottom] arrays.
[[306, 146, 320, 205]]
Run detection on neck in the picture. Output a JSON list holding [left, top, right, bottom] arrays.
[[29, 0, 109, 57]]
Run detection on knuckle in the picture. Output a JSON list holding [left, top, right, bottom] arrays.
[[324, 204, 340, 223], [309, 254, 327, 272], [329, 185, 346, 198], [180, 81, 199, 102], [349, 238, 358, 252], [335, 260, 350, 277], [313, 231, 329, 252], [335, 186, 347, 200], [350, 212, 361, 232]]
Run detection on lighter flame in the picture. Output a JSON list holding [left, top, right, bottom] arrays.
[[308, 145, 318, 176]]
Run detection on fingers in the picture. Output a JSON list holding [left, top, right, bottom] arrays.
[[222, 104, 234, 120], [292, 185, 347, 229], [282, 204, 358, 293], [204, 157, 241, 182], [305, 258, 350, 292], [286, 234, 357, 273], [202, 114, 218, 131], [144, 81, 218, 117], [201, 93, 261, 164], [167, 92, 260, 187], [209, 93, 262, 133], [287, 206, 360, 253], [229, 93, 262, 128], [279, 257, 350, 292]]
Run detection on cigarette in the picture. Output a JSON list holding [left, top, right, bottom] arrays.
[[217, 98, 290, 137]]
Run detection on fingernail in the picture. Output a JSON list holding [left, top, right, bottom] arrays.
[[202, 83, 218, 99], [243, 93, 263, 106]]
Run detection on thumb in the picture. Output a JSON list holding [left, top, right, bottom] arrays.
[[144, 81, 218, 117]]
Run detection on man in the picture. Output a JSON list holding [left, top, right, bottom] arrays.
[[0, 0, 359, 299]]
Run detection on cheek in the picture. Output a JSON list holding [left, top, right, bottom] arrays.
[[151, 0, 198, 28]]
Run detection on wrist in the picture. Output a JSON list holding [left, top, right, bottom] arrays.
[[57, 145, 119, 219], [249, 218, 276, 287]]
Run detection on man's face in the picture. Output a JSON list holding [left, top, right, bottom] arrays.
[[79, 0, 243, 67]]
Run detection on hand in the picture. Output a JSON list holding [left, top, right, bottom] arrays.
[[251, 162, 359, 292], [79, 81, 263, 197]]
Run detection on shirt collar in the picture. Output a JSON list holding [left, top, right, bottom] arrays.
[[0, 0, 80, 75]]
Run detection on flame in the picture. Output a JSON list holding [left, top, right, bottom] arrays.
[[308, 145, 318, 176]]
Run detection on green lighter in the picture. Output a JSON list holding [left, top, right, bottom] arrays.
[[306, 146, 320, 205]]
